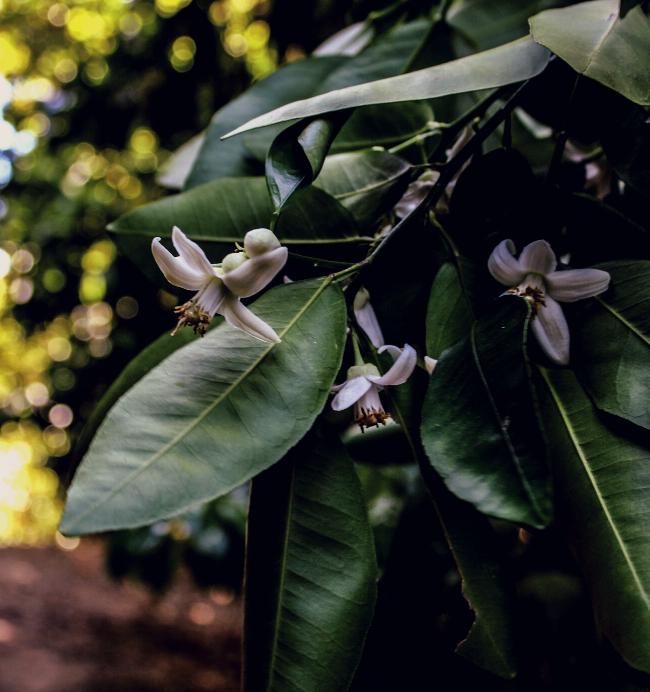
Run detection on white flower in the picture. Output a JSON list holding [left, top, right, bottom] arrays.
[[353, 287, 384, 348], [152, 226, 288, 343], [488, 239, 610, 365], [330, 344, 416, 431]]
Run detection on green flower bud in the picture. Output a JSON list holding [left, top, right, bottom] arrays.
[[221, 251, 247, 273], [244, 228, 280, 257], [347, 363, 380, 379]]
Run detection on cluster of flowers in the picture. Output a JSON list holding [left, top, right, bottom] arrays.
[[152, 228, 610, 431]]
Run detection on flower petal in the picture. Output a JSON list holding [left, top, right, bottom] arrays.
[[377, 344, 402, 361], [531, 296, 570, 365], [519, 239, 556, 275], [488, 239, 526, 286], [219, 295, 281, 343], [151, 237, 207, 290], [545, 268, 610, 303], [424, 356, 438, 375], [171, 226, 214, 277], [367, 343, 416, 386], [331, 377, 372, 411], [354, 287, 384, 348], [221, 247, 288, 298], [194, 278, 226, 318]]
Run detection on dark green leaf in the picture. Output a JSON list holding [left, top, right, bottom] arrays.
[[186, 57, 347, 187], [109, 177, 369, 279], [60, 280, 347, 535], [315, 150, 411, 231], [244, 430, 377, 692], [537, 367, 650, 673], [224, 37, 550, 137], [265, 113, 350, 211], [573, 260, 650, 431], [421, 296, 552, 528], [529, 0, 650, 106]]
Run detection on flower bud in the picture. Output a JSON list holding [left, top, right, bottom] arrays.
[[244, 228, 281, 257], [347, 363, 380, 379], [221, 251, 247, 273]]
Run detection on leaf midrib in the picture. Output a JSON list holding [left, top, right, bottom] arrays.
[[469, 316, 545, 523], [540, 367, 650, 613], [596, 296, 650, 347], [65, 279, 332, 531]]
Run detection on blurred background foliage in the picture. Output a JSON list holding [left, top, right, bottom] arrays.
[[0, 0, 368, 556]]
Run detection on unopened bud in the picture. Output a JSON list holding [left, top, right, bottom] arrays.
[[222, 252, 247, 273], [244, 228, 281, 256]]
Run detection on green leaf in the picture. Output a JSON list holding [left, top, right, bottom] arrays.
[[109, 177, 368, 277], [573, 260, 650, 431], [537, 367, 650, 673], [244, 430, 377, 692], [223, 37, 550, 137], [448, 0, 566, 51], [425, 261, 475, 358], [314, 150, 412, 231], [421, 296, 552, 528], [435, 484, 518, 679], [266, 113, 349, 211], [189, 20, 433, 187], [60, 280, 347, 535], [529, 0, 650, 106], [185, 56, 348, 187]]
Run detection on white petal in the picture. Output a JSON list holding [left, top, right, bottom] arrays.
[[331, 377, 372, 411], [171, 226, 214, 277], [531, 296, 570, 365], [545, 268, 610, 303], [194, 278, 226, 318], [219, 295, 281, 343], [354, 288, 384, 348], [488, 239, 526, 286], [424, 356, 438, 375], [221, 247, 288, 298], [377, 344, 402, 361], [367, 343, 416, 386], [519, 239, 556, 275], [151, 237, 207, 290]]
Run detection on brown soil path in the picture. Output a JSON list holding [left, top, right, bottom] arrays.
[[0, 541, 241, 692]]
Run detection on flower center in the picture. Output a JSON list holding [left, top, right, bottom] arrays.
[[172, 300, 211, 337], [507, 274, 546, 316], [354, 406, 390, 432]]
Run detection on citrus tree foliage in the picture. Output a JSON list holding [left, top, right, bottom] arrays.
[[63, 0, 650, 687]]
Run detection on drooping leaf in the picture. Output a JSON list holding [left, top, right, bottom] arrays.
[[185, 56, 348, 187], [434, 481, 518, 679], [108, 177, 368, 281], [265, 113, 350, 211], [314, 150, 412, 231], [573, 260, 650, 431], [60, 280, 347, 535], [244, 430, 377, 692], [537, 367, 650, 674], [223, 37, 551, 137], [421, 296, 552, 528], [529, 0, 650, 106]]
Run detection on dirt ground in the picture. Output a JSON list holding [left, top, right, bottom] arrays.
[[0, 541, 242, 692]]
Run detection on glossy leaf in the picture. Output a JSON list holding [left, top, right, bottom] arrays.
[[266, 113, 349, 211], [573, 260, 650, 431], [109, 177, 367, 275], [529, 0, 650, 106], [314, 150, 412, 231], [223, 37, 550, 137], [244, 430, 377, 692], [185, 57, 347, 187], [538, 367, 650, 673], [60, 280, 347, 535], [421, 297, 552, 528]]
